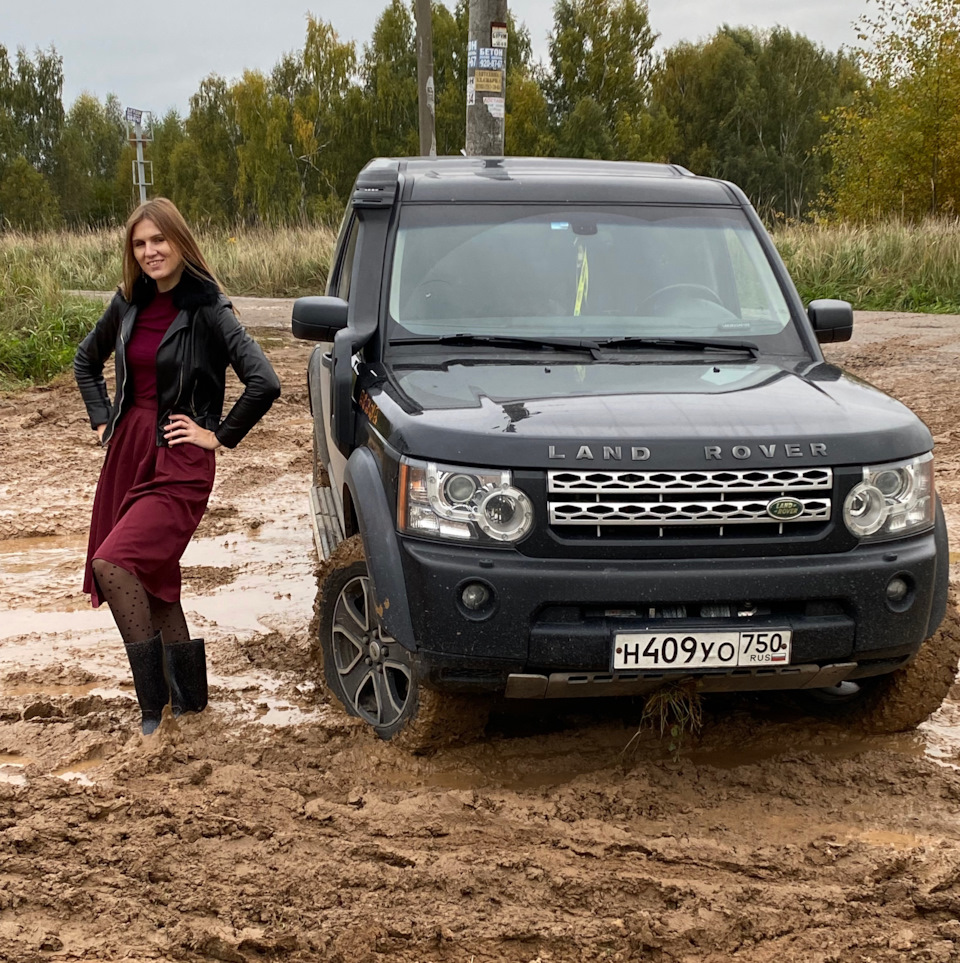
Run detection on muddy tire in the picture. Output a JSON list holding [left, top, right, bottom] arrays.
[[835, 601, 960, 734], [314, 536, 489, 750], [392, 688, 491, 755]]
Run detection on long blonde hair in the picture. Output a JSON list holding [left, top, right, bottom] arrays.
[[121, 197, 224, 300]]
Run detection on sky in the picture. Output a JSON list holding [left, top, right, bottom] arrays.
[[3, 0, 868, 118]]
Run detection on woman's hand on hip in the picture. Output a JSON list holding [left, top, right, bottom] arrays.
[[164, 414, 222, 450]]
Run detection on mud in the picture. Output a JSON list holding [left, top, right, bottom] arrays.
[[1, 306, 959, 962]]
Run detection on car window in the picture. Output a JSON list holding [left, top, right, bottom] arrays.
[[388, 205, 804, 354]]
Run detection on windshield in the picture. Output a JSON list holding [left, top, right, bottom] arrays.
[[387, 205, 806, 355]]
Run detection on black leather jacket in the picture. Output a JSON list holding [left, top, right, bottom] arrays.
[[74, 273, 280, 448]]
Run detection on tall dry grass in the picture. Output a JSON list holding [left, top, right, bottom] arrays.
[[4, 218, 960, 387], [0, 225, 337, 298], [0, 225, 336, 386], [774, 218, 960, 312]]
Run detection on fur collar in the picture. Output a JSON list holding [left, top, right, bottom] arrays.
[[130, 269, 220, 310]]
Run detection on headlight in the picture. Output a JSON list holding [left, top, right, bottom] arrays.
[[843, 453, 935, 541], [398, 458, 534, 543]]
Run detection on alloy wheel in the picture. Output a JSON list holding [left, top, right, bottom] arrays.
[[330, 573, 412, 729]]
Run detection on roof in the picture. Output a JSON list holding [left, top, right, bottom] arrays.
[[355, 156, 740, 207]]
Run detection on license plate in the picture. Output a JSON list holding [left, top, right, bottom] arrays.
[[613, 629, 792, 671]]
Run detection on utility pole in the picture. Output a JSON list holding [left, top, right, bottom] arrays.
[[465, 0, 508, 156], [415, 0, 437, 157], [125, 107, 153, 205]]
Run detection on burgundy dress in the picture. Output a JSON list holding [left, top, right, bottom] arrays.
[[83, 291, 216, 607]]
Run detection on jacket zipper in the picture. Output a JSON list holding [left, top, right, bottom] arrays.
[[161, 363, 185, 446], [102, 323, 129, 446]]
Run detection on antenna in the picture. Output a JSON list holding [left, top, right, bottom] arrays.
[[125, 107, 154, 205]]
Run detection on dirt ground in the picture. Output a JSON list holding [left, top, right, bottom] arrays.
[[1, 301, 959, 963]]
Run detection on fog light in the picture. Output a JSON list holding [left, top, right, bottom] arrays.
[[886, 577, 909, 603], [461, 582, 491, 610]]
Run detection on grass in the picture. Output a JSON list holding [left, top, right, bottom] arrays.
[[773, 218, 960, 313], [627, 681, 704, 760], [0, 224, 337, 299], [0, 225, 336, 386], [0, 251, 104, 387], [3, 218, 960, 387]]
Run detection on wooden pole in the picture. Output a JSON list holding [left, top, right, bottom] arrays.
[[415, 0, 437, 157], [465, 0, 508, 155]]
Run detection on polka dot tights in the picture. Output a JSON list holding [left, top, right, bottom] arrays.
[[91, 558, 189, 645]]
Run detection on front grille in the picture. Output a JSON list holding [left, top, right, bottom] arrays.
[[547, 468, 832, 536]]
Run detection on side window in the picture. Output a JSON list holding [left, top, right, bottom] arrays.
[[335, 218, 360, 301]]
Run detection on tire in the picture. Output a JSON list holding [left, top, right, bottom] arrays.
[[831, 599, 960, 734], [314, 536, 489, 751]]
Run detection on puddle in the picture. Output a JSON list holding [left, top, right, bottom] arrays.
[[0, 766, 27, 787], [0, 474, 316, 641], [52, 756, 104, 779], [0, 754, 33, 766], [0, 755, 32, 787], [255, 697, 323, 727], [2, 683, 125, 699], [57, 771, 95, 786]]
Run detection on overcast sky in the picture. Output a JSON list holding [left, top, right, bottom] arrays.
[[4, 0, 867, 118]]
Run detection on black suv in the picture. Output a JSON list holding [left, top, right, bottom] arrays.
[[293, 156, 955, 745]]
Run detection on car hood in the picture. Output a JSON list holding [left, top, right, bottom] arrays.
[[377, 358, 933, 470]]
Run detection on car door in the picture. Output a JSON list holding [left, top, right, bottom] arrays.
[[312, 215, 359, 512]]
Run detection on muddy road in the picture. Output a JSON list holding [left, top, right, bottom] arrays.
[[1, 304, 959, 963]]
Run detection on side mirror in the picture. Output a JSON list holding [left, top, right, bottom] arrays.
[[291, 296, 349, 342], [807, 299, 854, 344]]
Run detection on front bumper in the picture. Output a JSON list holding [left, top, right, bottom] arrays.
[[397, 522, 947, 695]]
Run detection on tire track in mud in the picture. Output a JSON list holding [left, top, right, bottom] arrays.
[[0, 309, 959, 962]]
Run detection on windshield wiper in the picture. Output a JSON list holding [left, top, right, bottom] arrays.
[[389, 334, 600, 356], [389, 334, 760, 360], [594, 336, 760, 358]]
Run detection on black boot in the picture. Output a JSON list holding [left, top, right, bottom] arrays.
[[164, 639, 208, 715], [123, 633, 169, 735]]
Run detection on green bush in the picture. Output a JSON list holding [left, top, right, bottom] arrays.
[[0, 251, 102, 386]]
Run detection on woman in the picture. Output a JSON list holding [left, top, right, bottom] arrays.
[[75, 198, 280, 735]]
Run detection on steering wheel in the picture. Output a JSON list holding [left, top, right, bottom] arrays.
[[639, 283, 724, 313]]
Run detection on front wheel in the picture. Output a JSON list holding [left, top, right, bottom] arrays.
[[314, 536, 490, 750]]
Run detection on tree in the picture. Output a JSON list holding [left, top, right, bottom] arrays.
[[0, 155, 59, 229], [653, 27, 861, 218], [362, 0, 420, 158], [826, 0, 960, 219], [232, 70, 302, 224], [0, 44, 64, 180], [505, 70, 555, 156], [283, 16, 361, 217], [149, 109, 185, 200], [547, 0, 656, 159], [167, 139, 226, 224], [54, 93, 126, 225], [185, 75, 240, 222]]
